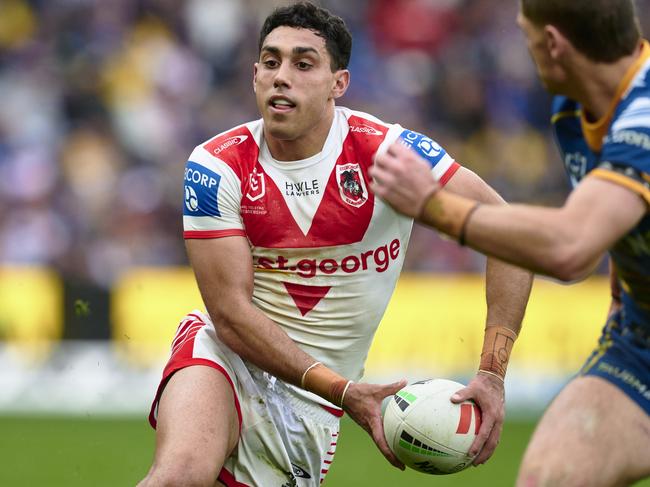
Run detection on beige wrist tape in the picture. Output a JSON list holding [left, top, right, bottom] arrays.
[[301, 362, 350, 407], [418, 190, 479, 240], [479, 325, 518, 380]]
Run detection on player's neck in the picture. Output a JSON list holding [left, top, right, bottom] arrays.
[[572, 43, 643, 122], [264, 108, 335, 162]]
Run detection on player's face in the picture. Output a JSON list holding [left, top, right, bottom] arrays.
[[517, 11, 564, 94], [254, 26, 348, 142]]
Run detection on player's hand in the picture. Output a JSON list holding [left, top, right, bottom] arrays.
[[370, 142, 440, 218], [450, 372, 505, 466], [342, 379, 408, 470]]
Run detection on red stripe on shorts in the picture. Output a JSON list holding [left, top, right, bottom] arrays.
[[321, 404, 344, 417], [149, 316, 243, 434], [218, 467, 250, 486]]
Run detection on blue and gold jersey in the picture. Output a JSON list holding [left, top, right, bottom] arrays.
[[552, 41, 650, 332]]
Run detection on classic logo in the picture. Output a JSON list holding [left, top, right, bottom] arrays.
[[246, 167, 265, 202], [336, 163, 368, 208], [212, 135, 248, 155], [350, 124, 383, 136], [184, 185, 199, 212]]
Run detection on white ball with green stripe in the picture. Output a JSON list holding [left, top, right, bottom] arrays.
[[382, 378, 480, 475]]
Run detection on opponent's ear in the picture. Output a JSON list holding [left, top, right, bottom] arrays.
[[253, 63, 259, 93], [545, 25, 569, 61], [331, 69, 350, 100]]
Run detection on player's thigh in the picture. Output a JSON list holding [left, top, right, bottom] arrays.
[[517, 376, 650, 487], [153, 365, 240, 479]]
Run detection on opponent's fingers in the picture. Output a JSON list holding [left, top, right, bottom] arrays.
[[368, 164, 389, 186], [368, 416, 405, 470]]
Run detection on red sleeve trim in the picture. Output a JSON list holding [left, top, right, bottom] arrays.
[[183, 229, 247, 239], [439, 161, 461, 187]]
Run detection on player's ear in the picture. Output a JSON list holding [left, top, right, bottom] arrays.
[[253, 63, 259, 92], [544, 25, 568, 61], [331, 69, 350, 100]]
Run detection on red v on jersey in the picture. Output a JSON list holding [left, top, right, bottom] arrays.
[[242, 120, 385, 248], [282, 282, 331, 316]]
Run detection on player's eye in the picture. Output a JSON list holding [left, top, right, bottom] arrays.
[[296, 61, 312, 70], [263, 59, 279, 68]]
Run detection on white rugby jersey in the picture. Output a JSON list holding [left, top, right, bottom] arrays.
[[183, 106, 459, 406]]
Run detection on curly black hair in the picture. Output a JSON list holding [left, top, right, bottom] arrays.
[[258, 1, 352, 71]]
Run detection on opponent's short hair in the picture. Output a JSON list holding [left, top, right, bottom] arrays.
[[521, 0, 641, 63], [258, 1, 352, 71]]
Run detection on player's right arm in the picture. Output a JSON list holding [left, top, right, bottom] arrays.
[[186, 236, 406, 470]]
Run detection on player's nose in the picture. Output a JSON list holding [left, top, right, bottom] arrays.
[[273, 61, 292, 89]]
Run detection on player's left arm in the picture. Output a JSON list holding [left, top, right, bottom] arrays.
[[442, 167, 533, 465]]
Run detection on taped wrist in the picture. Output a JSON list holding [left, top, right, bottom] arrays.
[[418, 190, 480, 242], [478, 325, 518, 380], [301, 363, 350, 407]]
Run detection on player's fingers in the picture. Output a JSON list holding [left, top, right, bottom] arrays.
[[381, 379, 408, 398], [369, 417, 405, 470], [468, 414, 494, 459], [473, 421, 502, 465], [450, 386, 472, 403]]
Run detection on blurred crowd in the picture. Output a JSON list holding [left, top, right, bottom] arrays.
[[2, 0, 648, 287]]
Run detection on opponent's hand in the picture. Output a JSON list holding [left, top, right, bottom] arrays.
[[370, 142, 440, 218], [450, 372, 505, 466], [342, 379, 408, 470]]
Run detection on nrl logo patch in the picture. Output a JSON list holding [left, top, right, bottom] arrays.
[[246, 166, 265, 202], [336, 163, 368, 208]]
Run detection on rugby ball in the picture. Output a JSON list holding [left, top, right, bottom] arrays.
[[383, 379, 480, 475]]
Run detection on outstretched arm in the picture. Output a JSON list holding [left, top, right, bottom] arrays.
[[187, 237, 406, 469], [370, 142, 647, 281], [442, 167, 533, 465]]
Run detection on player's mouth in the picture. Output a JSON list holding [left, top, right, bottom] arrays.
[[268, 95, 296, 113]]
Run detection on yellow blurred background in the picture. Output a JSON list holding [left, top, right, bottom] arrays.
[[2, 266, 607, 376]]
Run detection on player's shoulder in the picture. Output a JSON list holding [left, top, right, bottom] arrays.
[[189, 120, 264, 177], [337, 106, 395, 138], [612, 59, 650, 134]]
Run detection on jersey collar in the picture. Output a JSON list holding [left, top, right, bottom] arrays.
[[581, 40, 650, 153]]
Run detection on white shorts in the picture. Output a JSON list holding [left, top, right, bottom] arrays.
[[150, 311, 342, 486]]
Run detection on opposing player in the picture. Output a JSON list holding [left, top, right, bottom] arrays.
[[371, 0, 650, 485], [138, 2, 533, 486]]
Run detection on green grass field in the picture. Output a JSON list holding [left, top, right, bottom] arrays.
[[1, 415, 649, 486]]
